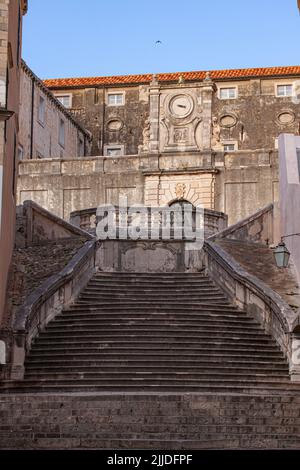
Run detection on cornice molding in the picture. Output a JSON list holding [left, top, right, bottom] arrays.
[[21, 0, 28, 15]]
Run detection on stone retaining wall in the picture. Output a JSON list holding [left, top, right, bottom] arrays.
[[0, 393, 300, 449]]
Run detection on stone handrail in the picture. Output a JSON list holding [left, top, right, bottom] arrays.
[[208, 203, 274, 244], [10, 239, 99, 380], [70, 206, 228, 239], [202, 240, 300, 381]]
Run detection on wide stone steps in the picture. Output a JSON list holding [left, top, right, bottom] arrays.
[[5, 271, 293, 396]]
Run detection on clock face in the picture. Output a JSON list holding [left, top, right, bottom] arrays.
[[170, 94, 193, 118]]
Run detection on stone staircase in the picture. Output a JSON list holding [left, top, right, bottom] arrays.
[[2, 271, 300, 449], [4, 271, 298, 394]]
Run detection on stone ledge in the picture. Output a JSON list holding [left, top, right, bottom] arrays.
[[6, 240, 99, 380], [21, 200, 94, 243], [203, 240, 300, 380], [13, 240, 96, 332], [208, 203, 273, 243]]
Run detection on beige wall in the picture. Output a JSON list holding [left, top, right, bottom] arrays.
[[278, 134, 300, 283], [19, 63, 91, 160], [0, 0, 26, 323], [17, 150, 279, 227]]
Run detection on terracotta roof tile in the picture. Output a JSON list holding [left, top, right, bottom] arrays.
[[43, 66, 300, 89]]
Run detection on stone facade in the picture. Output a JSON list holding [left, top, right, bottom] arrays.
[[17, 149, 279, 226], [44, 68, 300, 157], [16, 66, 299, 226], [19, 62, 92, 160], [0, 0, 27, 323]]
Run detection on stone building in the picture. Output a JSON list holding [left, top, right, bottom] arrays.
[[19, 61, 92, 160], [44, 66, 300, 157], [0, 0, 27, 325], [17, 66, 300, 225]]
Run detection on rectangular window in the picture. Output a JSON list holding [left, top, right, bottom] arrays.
[[59, 119, 65, 147], [108, 93, 124, 106], [223, 143, 236, 152], [106, 146, 123, 156], [38, 96, 45, 124], [17, 145, 24, 161], [55, 94, 72, 108], [220, 87, 237, 100], [277, 84, 293, 97]]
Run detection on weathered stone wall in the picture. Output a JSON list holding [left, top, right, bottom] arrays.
[[19, 62, 92, 160], [1, 393, 300, 449], [48, 75, 300, 157], [57, 85, 149, 156], [17, 151, 279, 226], [212, 79, 300, 151], [215, 149, 279, 225], [0, 0, 27, 323]]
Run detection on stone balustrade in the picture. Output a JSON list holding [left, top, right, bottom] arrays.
[[202, 241, 300, 381], [70, 206, 227, 239], [9, 240, 99, 380]]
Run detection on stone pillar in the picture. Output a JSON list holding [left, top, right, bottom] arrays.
[[200, 75, 216, 167], [149, 76, 160, 154]]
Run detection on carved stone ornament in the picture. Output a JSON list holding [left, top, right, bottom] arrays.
[[175, 183, 186, 199]]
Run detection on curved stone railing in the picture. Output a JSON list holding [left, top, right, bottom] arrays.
[[70, 206, 228, 239], [10, 239, 99, 380], [202, 240, 300, 381], [208, 203, 274, 244]]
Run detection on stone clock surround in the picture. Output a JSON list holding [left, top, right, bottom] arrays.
[[149, 76, 216, 155]]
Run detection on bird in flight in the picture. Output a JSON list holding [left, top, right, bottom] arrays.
[[155, 40, 162, 45]]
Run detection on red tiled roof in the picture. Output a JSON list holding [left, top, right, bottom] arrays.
[[43, 66, 300, 89]]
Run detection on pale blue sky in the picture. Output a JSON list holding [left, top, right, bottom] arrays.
[[22, 0, 300, 79]]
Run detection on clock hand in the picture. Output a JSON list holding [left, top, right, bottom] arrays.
[[177, 104, 187, 108]]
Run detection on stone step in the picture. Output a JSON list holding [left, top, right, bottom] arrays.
[[39, 319, 264, 338], [43, 324, 265, 336], [94, 271, 207, 276], [3, 381, 300, 394], [31, 339, 279, 350], [36, 329, 270, 341], [87, 280, 216, 287], [25, 356, 287, 366], [84, 284, 223, 295], [27, 348, 285, 359], [23, 371, 289, 382], [48, 313, 257, 324], [62, 306, 243, 315], [24, 363, 289, 373], [84, 286, 218, 294], [13, 376, 295, 386], [79, 293, 229, 302], [71, 302, 233, 311], [78, 297, 230, 305], [36, 332, 273, 343]]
